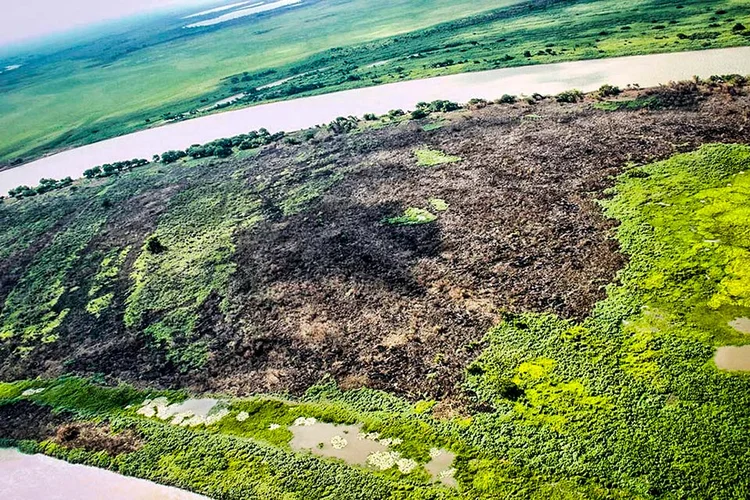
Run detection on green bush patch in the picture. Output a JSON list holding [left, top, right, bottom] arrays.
[[414, 148, 461, 167], [385, 207, 437, 225]]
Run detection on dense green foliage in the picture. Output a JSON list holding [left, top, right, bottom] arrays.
[[2, 0, 748, 164], [3, 144, 750, 498]]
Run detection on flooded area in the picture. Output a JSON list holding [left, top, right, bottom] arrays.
[[136, 397, 229, 426], [0, 448, 209, 500], [290, 421, 389, 465], [714, 345, 750, 372], [425, 448, 457, 487], [3, 46, 750, 194], [729, 317, 750, 334], [185, 0, 302, 28], [288, 419, 456, 484]]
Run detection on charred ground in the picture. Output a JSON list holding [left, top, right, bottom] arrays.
[[1, 83, 749, 400]]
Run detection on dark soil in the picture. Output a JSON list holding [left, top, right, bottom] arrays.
[[53, 422, 142, 455], [2, 85, 750, 401], [0, 401, 73, 442], [0, 401, 142, 455]]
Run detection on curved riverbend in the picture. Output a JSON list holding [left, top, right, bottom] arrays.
[[2, 46, 750, 193], [0, 448, 210, 500]]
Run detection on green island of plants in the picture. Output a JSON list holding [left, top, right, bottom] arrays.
[[2, 142, 750, 498]]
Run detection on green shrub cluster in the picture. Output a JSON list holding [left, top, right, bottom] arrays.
[[8, 177, 74, 198]]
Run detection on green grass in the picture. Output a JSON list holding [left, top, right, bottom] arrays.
[[1, 0, 748, 164], [414, 149, 461, 167], [385, 207, 438, 225], [0, 0, 520, 164], [124, 177, 262, 371]]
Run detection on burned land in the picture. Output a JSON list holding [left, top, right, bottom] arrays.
[[1, 83, 749, 400]]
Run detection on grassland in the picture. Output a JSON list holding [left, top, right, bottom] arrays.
[[1, 0, 749, 165], [1, 80, 750, 497]]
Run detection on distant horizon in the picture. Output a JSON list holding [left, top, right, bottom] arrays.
[[0, 0, 218, 48]]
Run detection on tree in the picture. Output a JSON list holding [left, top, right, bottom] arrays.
[[146, 235, 167, 254]]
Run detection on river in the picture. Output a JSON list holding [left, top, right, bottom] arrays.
[[1, 46, 750, 194], [0, 448, 210, 499]]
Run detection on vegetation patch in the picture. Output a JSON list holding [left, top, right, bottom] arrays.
[[385, 207, 437, 226], [414, 148, 461, 167]]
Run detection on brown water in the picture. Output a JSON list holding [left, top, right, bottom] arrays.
[[3, 46, 750, 194], [425, 449, 457, 487], [714, 345, 750, 372], [289, 422, 390, 465], [0, 448, 210, 500], [289, 421, 457, 484], [729, 317, 750, 334]]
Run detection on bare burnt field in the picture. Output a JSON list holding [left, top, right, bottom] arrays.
[[2, 85, 749, 400]]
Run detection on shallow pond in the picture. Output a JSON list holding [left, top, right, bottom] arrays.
[[3, 46, 750, 194], [729, 317, 750, 334], [714, 345, 750, 372], [288, 420, 456, 484], [0, 448, 209, 499]]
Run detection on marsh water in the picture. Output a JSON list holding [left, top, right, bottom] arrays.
[[0, 448, 210, 499], [2, 46, 750, 194], [288, 421, 456, 485]]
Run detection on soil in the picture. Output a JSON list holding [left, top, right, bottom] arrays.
[[2, 84, 750, 401], [0, 401, 73, 442], [0, 401, 142, 455]]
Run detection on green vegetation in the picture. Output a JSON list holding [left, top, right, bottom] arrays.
[[124, 179, 262, 371], [414, 149, 461, 167], [2, 0, 749, 164], [428, 199, 449, 211], [0, 207, 105, 349], [7, 177, 73, 199], [4, 144, 750, 498], [385, 207, 438, 226]]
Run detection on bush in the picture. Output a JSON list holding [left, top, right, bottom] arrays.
[[410, 109, 428, 119], [160, 150, 187, 164], [145, 236, 167, 254], [363, 113, 378, 121], [417, 100, 460, 113], [555, 89, 584, 103], [327, 116, 359, 134], [495, 94, 517, 104], [597, 84, 621, 98], [467, 98, 488, 109]]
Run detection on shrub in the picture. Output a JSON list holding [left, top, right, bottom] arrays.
[[597, 84, 621, 98], [495, 94, 517, 104], [467, 98, 488, 109], [145, 236, 167, 254], [410, 109, 428, 119], [555, 89, 584, 103]]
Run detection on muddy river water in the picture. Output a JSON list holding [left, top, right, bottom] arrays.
[[2, 46, 750, 193], [0, 448, 210, 499]]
